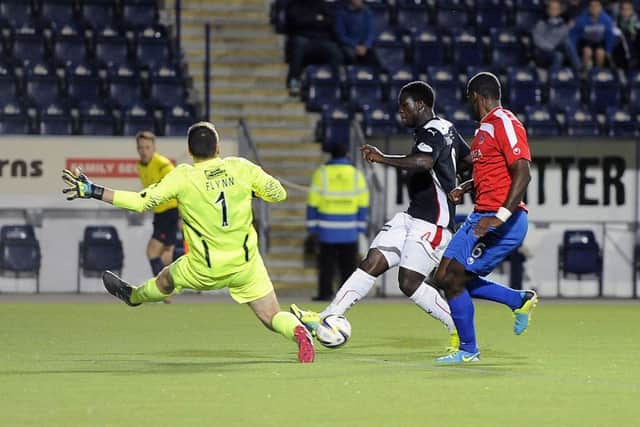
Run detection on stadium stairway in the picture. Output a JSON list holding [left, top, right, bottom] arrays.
[[164, 0, 325, 295]]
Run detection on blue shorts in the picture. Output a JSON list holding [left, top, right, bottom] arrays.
[[443, 210, 528, 277]]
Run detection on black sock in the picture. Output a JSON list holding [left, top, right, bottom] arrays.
[[149, 257, 164, 276]]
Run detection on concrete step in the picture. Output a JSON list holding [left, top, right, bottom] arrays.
[[178, 0, 267, 8], [270, 222, 306, 233], [209, 93, 293, 104], [213, 105, 307, 117], [271, 208, 305, 220], [181, 16, 268, 26], [182, 24, 274, 38], [195, 75, 284, 89], [258, 145, 320, 155], [211, 113, 314, 125], [262, 154, 324, 163], [272, 281, 315, 291]]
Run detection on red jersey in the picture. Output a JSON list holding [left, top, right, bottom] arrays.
[[470, 106, 531, 212]]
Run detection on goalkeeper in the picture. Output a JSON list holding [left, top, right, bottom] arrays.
[[61, 122, 315, 363]]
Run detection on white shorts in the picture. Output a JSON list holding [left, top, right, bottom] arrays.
[[370, 212, 452, 277]]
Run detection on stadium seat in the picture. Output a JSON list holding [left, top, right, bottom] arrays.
[[24, 63, 63, 109], [523, 105, 560, 137], [0, 225, 41, 292], [506, 66, 540, 114], [302, 65, 341, 112], [122, 0, 158, 29], [451, 30, 484, 71], [78, 225, 124, 293], [122, 103, 155, 136], [77, 102, 115, 135], [0, 101, 30, 134], [38, 102, 73, 135], [12, 29, 47, 65], [411, 29, 445, 71], [548, 66, 581, 112], [347, 66, 383, 111], [81, 0, 115, 31], [67, 64, 102, 106], [366, 0, 391, 34], [135, 27, 171, 70], [163, 104, 195, 136], [320, 105, 351, 153], [396, 0, 430, 34], [475, 0, 510, 31], [606, 108, 637, 138], [628, 70, 640, 113], [443, 106, 476, 138], [149, 66, 186, 108], [588, 68, 620, 114], [514, 0, 544, 30], [564, 107, 599, 137], [94, 29, 130, 68], [426, 66, 461, 111], [387, 66, 415, 106], [557, 229, 603, 297], [108, 65, 143, 109], [52, 25, 88, 67], [374, 30, 408, 73], [39, 0, 76, 29], [0, 0, 34, 28], [361, 104, 395, 137], [490, 28, 526, 70], [436, 0, 468, 28], [0, 63, 19, 104]]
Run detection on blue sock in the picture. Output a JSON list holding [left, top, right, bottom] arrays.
[[468, 276, 524, 310], [448, 290, 477, 353], [149, 257, 164, 276]]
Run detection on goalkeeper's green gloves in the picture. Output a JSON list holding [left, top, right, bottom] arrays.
[[62, 168, 105, 200]]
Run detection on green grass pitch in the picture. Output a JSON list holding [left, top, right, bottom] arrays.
[[1, 299, 638, 426]]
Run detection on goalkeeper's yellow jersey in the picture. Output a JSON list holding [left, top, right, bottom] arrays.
[[113, 156, 286, 275], [136, 153, 178, 214]]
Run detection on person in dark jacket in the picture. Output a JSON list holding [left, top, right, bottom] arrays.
[[334, 0, 380, 67]]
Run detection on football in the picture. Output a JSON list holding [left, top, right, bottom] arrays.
[[315, 314, 352, 348]]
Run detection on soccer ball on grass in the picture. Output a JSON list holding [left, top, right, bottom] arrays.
[[315, 314, 352, 348]]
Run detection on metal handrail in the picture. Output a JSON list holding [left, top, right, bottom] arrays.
[[237, 119, 270, 255]]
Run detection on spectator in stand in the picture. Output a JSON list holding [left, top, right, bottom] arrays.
[[285, 0, 343, 96], [569, 0, 617, 70], [532, 0, 581, 70], [564, 0, 588, 24], [614, 0, 640, 68], [334, 0, 380, 68]]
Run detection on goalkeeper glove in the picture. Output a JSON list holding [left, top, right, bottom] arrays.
[[62, 168, 105, 200]]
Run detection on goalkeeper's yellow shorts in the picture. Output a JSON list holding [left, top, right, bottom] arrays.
[[169, 253, 274, 303]]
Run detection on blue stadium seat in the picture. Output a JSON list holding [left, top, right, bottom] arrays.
[[565, 107, 599, 137], [475, 0, 509, 31], [490, 28, 526, 70], [436, 0, 468, 28], [67, 64, 102, 106], [320, 105, 351, 152], [38, 102, 73, 135], [548, 66, 581, 112], [628, 70, 640, 113], [396, 0, 430, 34], [149, 66, 186, 108], [163, 104, 195, 136], [451, 30, 484, 71], [557, 229, 603, 297], [374, 30, 408, 72], [588, 68, 620, 114], [523, 105, 560, 137], [506, 66, 540, 113], [0, 0, 34, 28], [135, 27, 171, 70], [0, 62, 19, 104], [387, 66, 415, 106], [39, 0, 76, 29], [108, 65, 142, 109], [122, 0, 158, 29], [12, 29, 47, 65], [347, 66, 383, 111], [0, 101, 30, 134], [606, 107, 637, 138], [411, 29, 445, 71], [426, 66, 461, 111], [365, 0, 391, 34], [0, 225, 41, 292], [122, 103, 155, 136], [94, 29, 130, 68], [78, 102, 115, 135], [81, 0, 115, 31], [514, 0, 544, 30], [443, 106, 476, 138], [25, 62, 63, 109], [78, 225, 124, 292], [361, 104, 395, 137], [303, 65, 341, 112], [52, 25, 88, 67]]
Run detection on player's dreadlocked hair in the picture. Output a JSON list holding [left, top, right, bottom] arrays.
[[399, 81, 435, 108], [466, 72, 502, 100], [187, 121, 218, 158]]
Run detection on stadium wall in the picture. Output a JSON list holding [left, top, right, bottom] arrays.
[[0, 136, 238, 293], [376, 138, 640, 298]]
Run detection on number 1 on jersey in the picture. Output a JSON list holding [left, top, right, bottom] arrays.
[[215, 191, 229, 227]]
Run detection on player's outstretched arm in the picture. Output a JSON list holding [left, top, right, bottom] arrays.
[[360, 144, 434, 171], [62, 168, 115, 203]]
